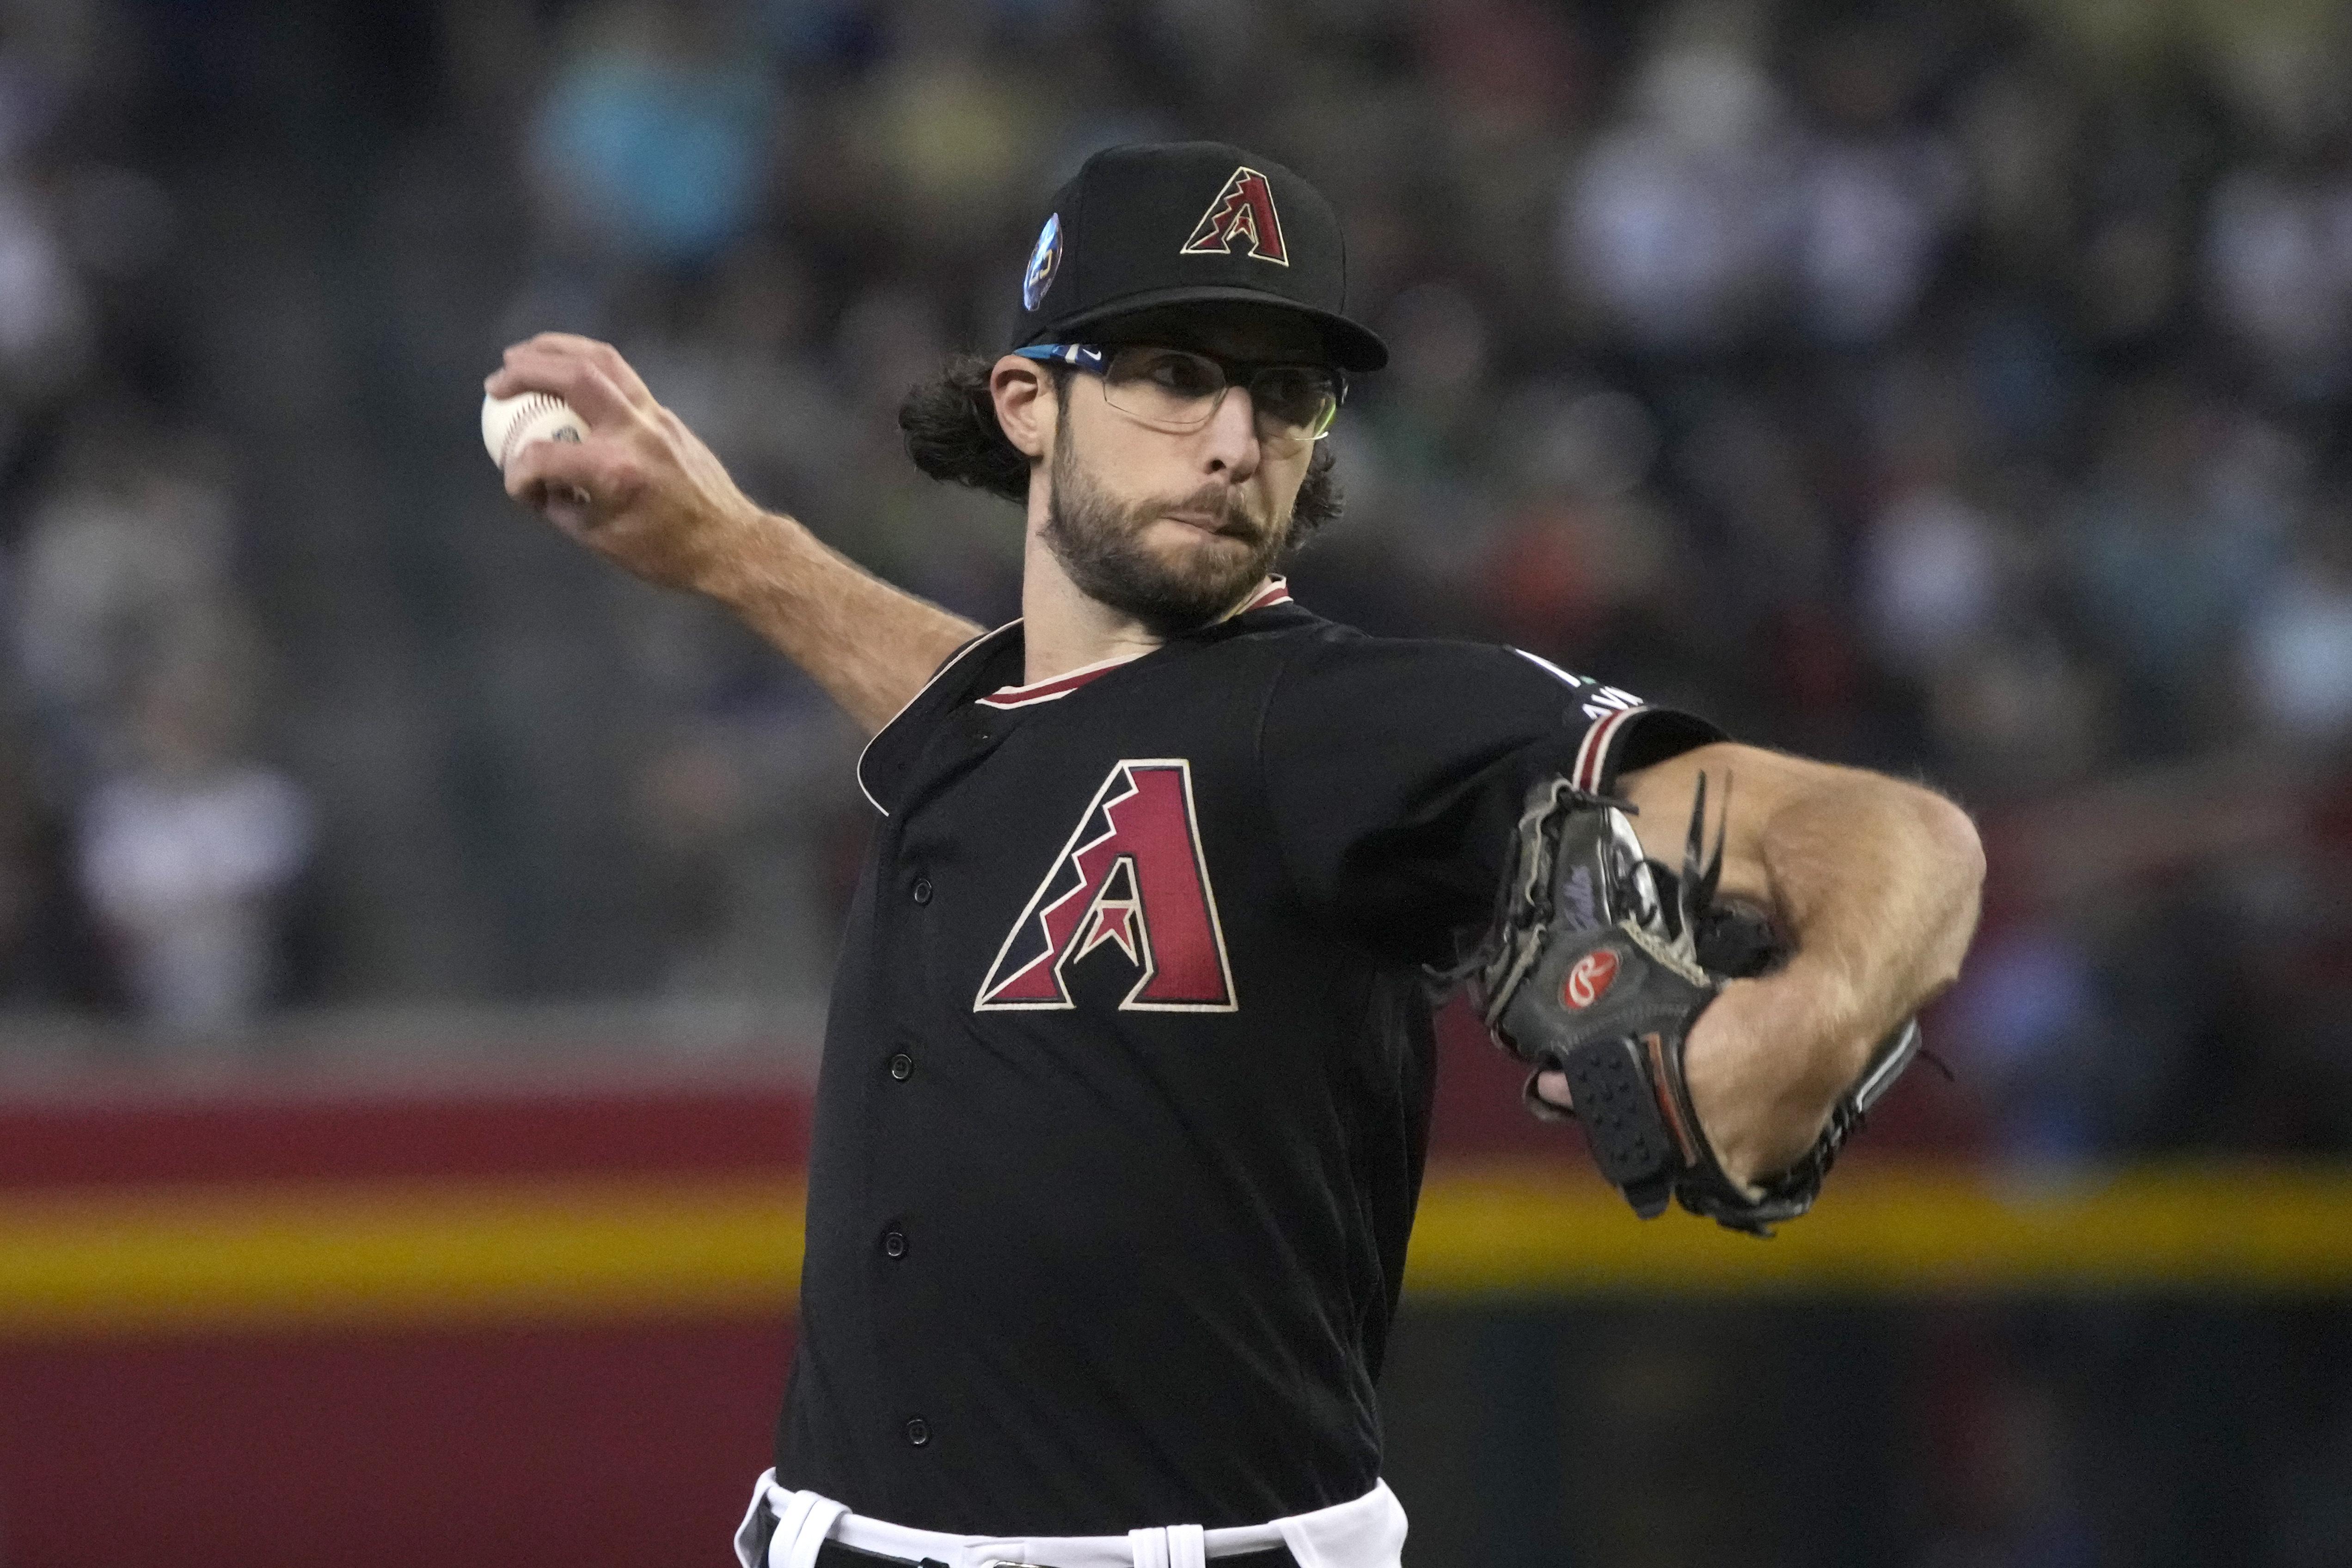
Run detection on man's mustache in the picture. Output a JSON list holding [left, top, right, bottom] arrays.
[[1139, 483, 1266, 540]]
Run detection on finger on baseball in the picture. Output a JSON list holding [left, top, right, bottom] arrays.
[[540, 490, 599, 542], [490, 347, 640, 431], [504, 432, 631, 506], [489, 334, 653, 410], [576, 336, 654, 405], [486, 333, 591, 396], [496, 331, 623, 378]]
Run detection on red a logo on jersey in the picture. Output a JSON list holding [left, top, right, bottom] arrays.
[[974, 760, 1238, 1012], [1180, 166, 1290, 265]]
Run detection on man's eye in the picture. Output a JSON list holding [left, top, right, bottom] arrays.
[[1144, 355, 1221, 395], [1257, 372, 1329, 420]]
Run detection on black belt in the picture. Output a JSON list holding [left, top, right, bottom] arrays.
[[814, 1539, 1298, 1568]]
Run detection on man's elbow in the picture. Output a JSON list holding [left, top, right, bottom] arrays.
[[1905, 783, 1985, 885], [1905, 783, 1985, 989]]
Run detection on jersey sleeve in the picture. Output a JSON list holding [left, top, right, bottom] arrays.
[[1256, 634, 1721, 966]]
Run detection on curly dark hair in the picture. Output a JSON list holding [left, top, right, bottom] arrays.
[[897, 354, 1343, 542]]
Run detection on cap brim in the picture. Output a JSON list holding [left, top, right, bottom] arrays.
[[1027, 285, 1389, 373]]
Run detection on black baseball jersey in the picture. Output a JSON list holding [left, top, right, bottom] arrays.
[[774, 584, 1718, 1535]]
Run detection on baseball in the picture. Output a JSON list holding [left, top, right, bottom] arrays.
[[481, 389, 588, 472]]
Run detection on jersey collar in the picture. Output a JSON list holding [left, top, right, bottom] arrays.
[[973, 577, 1295, 711], [855, 578, 1301, 815], [1233, 576, 1293, 614], [976, 649, 1143, 710]]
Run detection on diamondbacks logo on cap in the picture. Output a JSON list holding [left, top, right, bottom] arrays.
[[1180, 166, 1289, 265], [1023, 212, 1063, 312]]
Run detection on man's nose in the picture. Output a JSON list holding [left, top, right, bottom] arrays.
[[1199, 384, 1263, 478]]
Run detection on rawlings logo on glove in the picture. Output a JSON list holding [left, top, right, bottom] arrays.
[[1447, 772, 1923, 1237], [1562, 949, 1618, 1008]]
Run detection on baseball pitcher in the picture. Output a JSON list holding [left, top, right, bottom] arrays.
[[487, 142, 1983, 1568]]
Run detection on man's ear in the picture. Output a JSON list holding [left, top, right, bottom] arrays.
[[991, 355, 1055, 459]]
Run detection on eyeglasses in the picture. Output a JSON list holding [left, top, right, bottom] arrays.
[[1014, 343, 1345, 452]]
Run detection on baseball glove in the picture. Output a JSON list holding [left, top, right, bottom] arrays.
[[1450, 772, 1923, 1237]]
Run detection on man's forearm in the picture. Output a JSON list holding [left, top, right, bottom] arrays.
[[703, 510, 985, 735], [486, 334, 986, 735], [1684, 767, 1984, 1182], [1756, 773, 1981, 1086]]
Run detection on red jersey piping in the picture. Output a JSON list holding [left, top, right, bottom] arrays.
[[975, 578, 1294, 710]]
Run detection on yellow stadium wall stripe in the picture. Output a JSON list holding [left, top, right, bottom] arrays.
[[1404, 1161, 2352, 1295], [2, 1162, 2349, 1338], [0, 1176, 806, 1336]]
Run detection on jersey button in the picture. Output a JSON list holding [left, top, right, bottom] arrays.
[[911, 877, 933, 906], [905, 1418, 930, 1447], [888, 1053, 913, 1081], [882, 1229, 907, 1259]]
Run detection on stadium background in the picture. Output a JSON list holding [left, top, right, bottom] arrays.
[[2, 0, 2349, 1562]]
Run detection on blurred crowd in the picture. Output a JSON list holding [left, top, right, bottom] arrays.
[[0, 2, 310, 1035], [0, 0, 2346, 1160]]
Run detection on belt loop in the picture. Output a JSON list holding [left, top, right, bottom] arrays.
[[768, 1490, 849, 1568], [1127, 1523, 1206, 1568]]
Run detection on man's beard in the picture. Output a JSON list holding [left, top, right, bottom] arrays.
[[1041, 426, 1288, 638]]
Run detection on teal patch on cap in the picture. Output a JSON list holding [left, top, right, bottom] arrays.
[[1022, 212, 1062, 313]]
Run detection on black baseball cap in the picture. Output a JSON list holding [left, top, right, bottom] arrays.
[[1010, 141, 1388, 373]]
